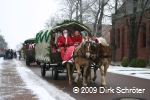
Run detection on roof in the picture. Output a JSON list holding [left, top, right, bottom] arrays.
[[113, 0, 150, 20], [51, 20, 92, 36], [24, 38, 35, 44]]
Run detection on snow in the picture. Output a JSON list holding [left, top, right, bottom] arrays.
[[0, 58, 3, 69], [14, 60, 75, 100], [108, 64, 150, 80], [0, 57, 150, 100]]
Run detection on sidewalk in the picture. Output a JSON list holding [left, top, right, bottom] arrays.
[[0, 58, 75, 100], [0, 59, 38, 100]]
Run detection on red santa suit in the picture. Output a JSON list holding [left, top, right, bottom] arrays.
[[28, 42, 34, 50], [56, 35, 73, 47], [71, 34, 82, 45], [56, 30, 73, 60]]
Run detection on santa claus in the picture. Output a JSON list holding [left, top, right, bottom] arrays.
[[56, 30, 73, 60], [56, 30, 73, 47]]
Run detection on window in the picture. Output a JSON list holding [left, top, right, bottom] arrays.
[[142, 23, 146, 47], [122, 27, 124, 46], [118, 29, 120, 48]]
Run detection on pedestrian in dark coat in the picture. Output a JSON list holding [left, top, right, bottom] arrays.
[[10, 49, 13, 59]]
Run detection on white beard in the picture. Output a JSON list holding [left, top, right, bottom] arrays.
[[64, 34, 67, 38]]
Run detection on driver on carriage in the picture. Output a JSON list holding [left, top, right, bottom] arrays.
[[70, 30, 82, 46]]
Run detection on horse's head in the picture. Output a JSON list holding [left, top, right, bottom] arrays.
[[81, 37, 93, 58], [82, 41, 93, 58]]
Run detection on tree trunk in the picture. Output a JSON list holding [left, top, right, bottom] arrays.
[[92, 0, 101, 36], [79, 0, 83, 23], [111, 0, 118, 62], [96, 0, 105, 37], [76, 0, 79, 21], [128, 14, 136, 62]]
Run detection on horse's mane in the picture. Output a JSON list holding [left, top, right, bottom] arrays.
[[75, 38, 86, 51], [97, 37, 109, 46]]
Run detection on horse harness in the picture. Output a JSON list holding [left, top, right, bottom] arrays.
[[90, 43, 112, 60], [73, 41, 92, 59]]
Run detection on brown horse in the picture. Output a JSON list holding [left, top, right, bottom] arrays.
[[66, 62, 75, 85], [91, 37, 112, 87], [73, 39, 93, 86]]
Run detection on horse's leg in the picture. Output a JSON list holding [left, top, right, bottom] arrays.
[[66, 62, 72, 85], [104, 63, 109, 76], [82, 65, 88, 86], [74, 63, 81, 83], [87, 67, 92, 83], [99, 64, 106, 87], [92, 66, 97, 81], [71, 63, 75, 80], [66, 64, 69, 80]]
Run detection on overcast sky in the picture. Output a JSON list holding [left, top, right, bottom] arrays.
[[0, 0, 59, 50]]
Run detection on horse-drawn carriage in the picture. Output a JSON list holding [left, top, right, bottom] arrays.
[[35, 20, 92, 80], [35, 20, 112, 86], [23, 38, 35, 66]]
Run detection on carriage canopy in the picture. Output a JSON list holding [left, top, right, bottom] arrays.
[[24, 38, 35, 44], [35, 20, 92, 44]]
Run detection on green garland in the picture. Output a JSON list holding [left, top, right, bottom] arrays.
[[54, 20, 92, 32], [35, 29, 52, 43]]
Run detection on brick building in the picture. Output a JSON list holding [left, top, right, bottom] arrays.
[[111, 0, 150, 62]]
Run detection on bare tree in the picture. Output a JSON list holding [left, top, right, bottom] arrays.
[[93, 0, 109, 37], [0, 33, 8, 49], [45, 13, 65, 28], [111, 0, 119, 62], [125, 0, 148, 62], [57, 0, 76, 20]]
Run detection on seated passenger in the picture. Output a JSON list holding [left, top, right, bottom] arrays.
[[28, 42, 34, 50], [71, 30, 82, 46], [56, 30, 73, 60]]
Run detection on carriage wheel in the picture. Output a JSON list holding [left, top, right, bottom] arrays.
[[41, 64, 46, 76], [52, 67, 58, 80], [26, 58, 28, 65], [26, 58, 30, 66]]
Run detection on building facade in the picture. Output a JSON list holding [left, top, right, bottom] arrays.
[[111, 0, 150, 62]]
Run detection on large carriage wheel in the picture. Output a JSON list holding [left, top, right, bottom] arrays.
[[52, 67, 58, 80], [26, 58, 29, 66], [41, 64, 46, 76]]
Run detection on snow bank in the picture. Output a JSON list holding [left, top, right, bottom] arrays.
[[14, 60, 75, 100], [108, 65, 150, 80]]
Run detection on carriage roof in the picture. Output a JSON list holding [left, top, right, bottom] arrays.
[[24, 38, 35, 44], [51, 20, 92, 35], [35, 20, 92, 43]]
